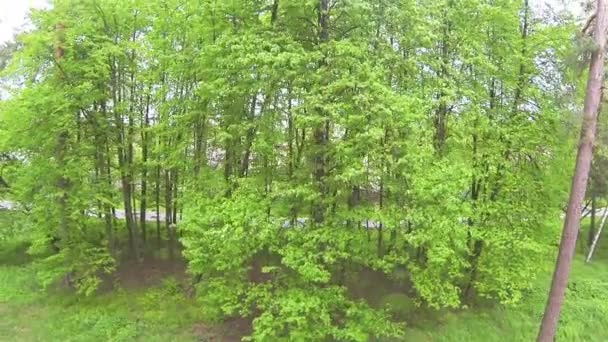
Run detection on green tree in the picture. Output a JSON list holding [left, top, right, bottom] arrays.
[[0, 0, 579, 339]]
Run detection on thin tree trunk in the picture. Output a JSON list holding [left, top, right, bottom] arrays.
[[96, 104, 114, 253], [140, 95, 150, 244], [194, 113, 207, 175], [434, 4, 452, 153], [287, 91, 294, 179], [112, 63, 140, 261], [464, 163, 483, 301], [347, 185, 360, 229], [224, 138, 233, 194], [271, 0, 279, 25], [126, 24, 140, 255], [537, 2, 607, 340], [132, 189, 139, 249], [463, 240, 483, 301], [377, 129, 388, 257], [589, 193, 596, 248], [512, 0, 529, 113], [313, 0, 330, 224], [156, 163, 161, 247], [105, 141, 117, 246], [586, 207, 608, 262], [165, 169, 174, 260], [127, 95, 139, 240], [118, 147, 139, 260], [240, 94, 258, 177], [53, 23, 71, 256], [94, 164, 102, 219], [172, 169, 178, 224]]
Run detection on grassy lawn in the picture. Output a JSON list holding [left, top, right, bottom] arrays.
[[0, 210, 217, 342], [1, 213, 607, 341], [405, 219, 608, 341], [406, 257, 608, 341], [0, 264, 212, 341]]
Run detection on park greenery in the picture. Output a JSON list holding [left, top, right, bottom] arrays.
[[0, 0, 607, 340]]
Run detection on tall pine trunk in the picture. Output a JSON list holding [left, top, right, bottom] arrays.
[[537, 2, 607, 340]]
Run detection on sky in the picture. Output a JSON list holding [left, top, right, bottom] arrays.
[[0, 0, 587, 45], [0, 0, 48, 44]]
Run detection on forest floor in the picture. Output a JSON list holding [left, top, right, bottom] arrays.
[[1, 212, 607, 341]]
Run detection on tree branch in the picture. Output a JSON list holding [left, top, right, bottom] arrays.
[[583, 12, 597, 35]]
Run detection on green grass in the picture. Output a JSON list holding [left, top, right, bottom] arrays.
[[0, 264, 209, 341], [405, 257, 608, 341], [1, 212, 607, 341], [0, 209, 210, 342], [404, 219, 608, 342]]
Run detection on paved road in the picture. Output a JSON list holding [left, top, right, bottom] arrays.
[[109, 209, 167, 222], [0, 199, 603, 226], [0, 200, 168, 222]]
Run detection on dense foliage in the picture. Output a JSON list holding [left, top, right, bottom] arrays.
[[0, 0, 581, 340]]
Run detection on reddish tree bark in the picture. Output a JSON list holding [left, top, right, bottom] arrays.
[[537, 2, 607, 341]]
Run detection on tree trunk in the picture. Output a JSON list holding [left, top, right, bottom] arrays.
[[271, 0, 279, 25], [94, 164, 102, 219], [194, 114, 207, 175], [118, 150, 140, 260], [586, 206, 608, 262], [377, 129, 387, 257], [95, 105, 114, 253], [127, 91, 139, 243], [156, 163, 161, 247], [224, 137, 234, 197], [112, 64, 141, 261], [165, 169, 174, 260], [434, 4, 452, 154], [512, 0, 529, 113], [313, 0, 330, 224], [240, 94, 258, 177], [140, 95, 150, 244], [537, 2, 607, 340], [463, 240, 483, 301], [589, 193, 596, 248], [172, 169, 179, 225], [53, 23, 71, 254], [105, 142, 116, 244]]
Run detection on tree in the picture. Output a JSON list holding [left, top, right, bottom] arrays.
[[537, 0, 608, 340], [0, 0, 579, 339], [588, 100, 608, 249]]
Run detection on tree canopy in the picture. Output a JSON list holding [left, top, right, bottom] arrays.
[[0, 0, 583, 340]]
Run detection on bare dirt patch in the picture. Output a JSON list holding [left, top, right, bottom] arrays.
[[191, 317, 251, 342]]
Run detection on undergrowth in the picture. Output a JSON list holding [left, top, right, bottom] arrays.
[[1, 215, 607, 341], [0, 264, 204, 341]]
